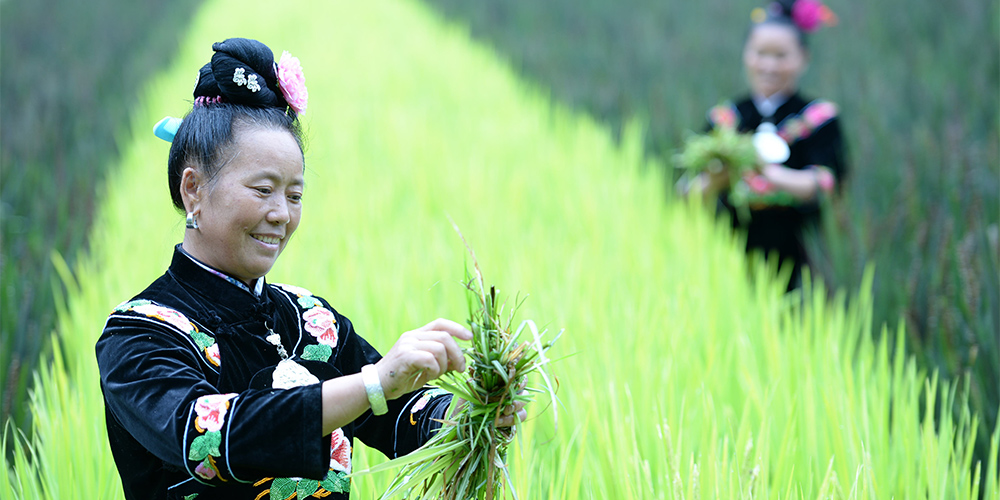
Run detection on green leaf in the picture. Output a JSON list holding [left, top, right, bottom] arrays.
[[321, 470, 351, 493], [296, 478, 319, 497], [297, 296, 322, 309], [269, 477, 297, 499], [115, 299, 150, 312], [301, 344, 332, 362], [182, 495, 199, 500], [187, 431, 221, 461], [190, 330, 215, 350]]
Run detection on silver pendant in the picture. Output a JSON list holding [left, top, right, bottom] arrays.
[[273, 358, 320, 389], [266, 326, 318, 389], [753, 122, 790, 164]]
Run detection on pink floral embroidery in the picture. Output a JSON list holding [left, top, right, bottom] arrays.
[[746, 174, 774, 194], [709, 104, 738, 130], [411, 395, 431, 414], [277, 51, 308, 115], [195, 460, 217, 480], [329, 428, 352, 473], [408, 389, 448, 425], [304, 307, 338, 347], [205, 343, 221, 367], [195, 393, 237, 433], [778, 101, 837, 144], [803, 101, 837, 127], [132, 304, 194, 334]]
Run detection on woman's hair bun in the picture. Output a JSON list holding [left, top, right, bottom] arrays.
[[771, 0, 796, 17], [193, 38, 289, 110]]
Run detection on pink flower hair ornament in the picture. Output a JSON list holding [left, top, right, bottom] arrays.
[[276, 51, 308, 116], [790, 0, 837, 33]]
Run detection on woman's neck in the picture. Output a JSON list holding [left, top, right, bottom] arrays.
[[752, 91, 793, 117]]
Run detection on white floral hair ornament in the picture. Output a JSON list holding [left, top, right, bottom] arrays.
[[232, 67, 260, 93], [246, 74, 261, 93], [233, 67, 247, 86], [276, 51, 308, 115]]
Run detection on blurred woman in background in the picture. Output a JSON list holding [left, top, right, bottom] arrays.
[[688, 0, 846, 290]]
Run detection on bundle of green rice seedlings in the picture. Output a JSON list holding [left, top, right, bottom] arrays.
[[356, 233, 559, 500], [676, 126, 760, 184], [676, 127, 776, 222]]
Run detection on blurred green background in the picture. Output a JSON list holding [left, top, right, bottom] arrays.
[[1, 0, 997, 469], [1, 0, 204, 441]]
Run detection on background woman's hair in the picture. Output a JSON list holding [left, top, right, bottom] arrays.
[[749, 0, 809, 48], [167, 38, 304, 211]]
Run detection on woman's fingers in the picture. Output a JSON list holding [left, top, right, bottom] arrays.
[[495, 407, 527, 428], [495, 392, 528, 428], [418, 318, 473, 341], [407, 330, 467, 372], [377, 319, 471, 398]]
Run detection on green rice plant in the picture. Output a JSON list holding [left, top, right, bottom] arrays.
[[418, 0, 1000, 463], [355, 232, 559, 500]]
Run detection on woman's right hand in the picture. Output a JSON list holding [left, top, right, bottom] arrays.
[[375, 318, 472, 399], [703, 166, 731, 193]]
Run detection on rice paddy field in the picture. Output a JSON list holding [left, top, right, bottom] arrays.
[[3, 0, 998, 498]]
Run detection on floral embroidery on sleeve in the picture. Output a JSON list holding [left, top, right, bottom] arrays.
[[777, 100, 838, 144], [409, 388, 450, 425], [187, 393, 238, 483], [329, 427, 352, 474], [113, 300, 221, 368], [254, 428, 352, 498]]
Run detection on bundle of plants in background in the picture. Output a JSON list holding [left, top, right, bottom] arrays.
[[676, 126, 796, 221], [355, 238, 560, 500], [676, 126, 759, 184]]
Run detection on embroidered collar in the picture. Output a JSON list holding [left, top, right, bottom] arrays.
[[753, 92, 791, 118], [175, 244, 265, 297]]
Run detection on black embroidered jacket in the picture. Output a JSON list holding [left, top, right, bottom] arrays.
[[96, 246, 451, 499], [706, 92, 848, 285]]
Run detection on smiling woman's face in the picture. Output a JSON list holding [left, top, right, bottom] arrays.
[[182, 126, 304, 284], [743, 23, 808, 98]]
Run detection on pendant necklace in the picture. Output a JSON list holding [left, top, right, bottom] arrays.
[[753, 122, 790, 164], [265, 322, 319, 389]]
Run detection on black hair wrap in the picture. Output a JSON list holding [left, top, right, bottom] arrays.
[[751, 0, 809, 48], [769, 0, 796, 18], [193, 38, 289, 111]]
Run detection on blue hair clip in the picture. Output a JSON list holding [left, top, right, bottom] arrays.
[[153, 116, 183, 142]]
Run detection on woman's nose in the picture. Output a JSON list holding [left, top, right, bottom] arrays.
[[268, 199, 290, 225]]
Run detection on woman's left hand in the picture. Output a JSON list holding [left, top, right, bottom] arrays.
[[494, 395, 529, 428]]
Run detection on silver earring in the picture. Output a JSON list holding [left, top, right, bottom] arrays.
[[186, 212, 199, 229]]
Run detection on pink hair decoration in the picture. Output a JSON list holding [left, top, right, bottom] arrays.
[[790, 0, 837, 33], [194, 95, 224, 107], [276, 50, 308, 115]]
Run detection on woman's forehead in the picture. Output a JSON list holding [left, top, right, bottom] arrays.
[[748, 23, 801, 48], [220, 128, 305, 181]]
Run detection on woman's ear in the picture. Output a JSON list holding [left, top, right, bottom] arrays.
[[179, 166, 203, 214]]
